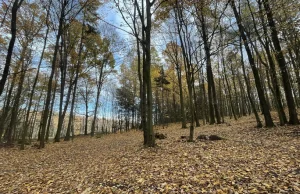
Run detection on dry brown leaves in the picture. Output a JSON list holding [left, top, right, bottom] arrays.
[[0, 116, 299, 194]]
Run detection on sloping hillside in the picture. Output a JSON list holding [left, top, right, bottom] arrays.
[[0, 116, 299, 193]]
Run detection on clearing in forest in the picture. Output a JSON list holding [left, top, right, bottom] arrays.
[[0, 116, 299, 193]]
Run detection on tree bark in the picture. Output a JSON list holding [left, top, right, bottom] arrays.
[[91, 62, 105, 137], [175, 62, 187, 128], [7, 51, 29, 144], [40, 0, 66, 148], [21, 1, 51, 149], [144, 0, 155, 146], [230, 0, 274, 127], [174, 2, 194, 141], [65, 20, 84, 141], [262, 0, 299, 124], [0, 0, 24, 97]]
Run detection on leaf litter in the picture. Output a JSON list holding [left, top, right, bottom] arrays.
[[0, 116, 299, 193]]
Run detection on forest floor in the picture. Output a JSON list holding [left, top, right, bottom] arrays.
[[0, 116, 299, 194]]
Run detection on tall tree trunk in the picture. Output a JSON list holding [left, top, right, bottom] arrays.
[[21, 1, 51, 149], [0, 56, 21, 140], [144, 0, 155, 146], [239, 38, 263, 127], [65, 20, 84, 141], [230, 0, 273, 127], [191, 72, 200, 127], [65, 88, 76, 141], [285, 43, 300, 106], [46, 79, 57, 142], [7, 54, 29, 144], [174, 2, 194, 141], [91, 63, 105, 137], [136, 39, 145, 131], [0, 0, 24, 97], [40, 0, 66, 148], [230, 62, 241, 118], [55, 30, 73, 142], [84, 94, 89, 135], [199, 10, 221, 124], [236, 72, 248, 117], [217, 59, 225, 122], [220, 38, 237, 121], [223, 65, 237, 120], [175, 62, 187, 128], [247, 0, 287, 125], [29, 98, 40, 143], [199, 68, 209, 124], [262, 0, 299, 124], [5, 39, 30, 144]]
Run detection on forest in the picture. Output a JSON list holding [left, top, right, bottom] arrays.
[[0, 0, 299, 193]]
